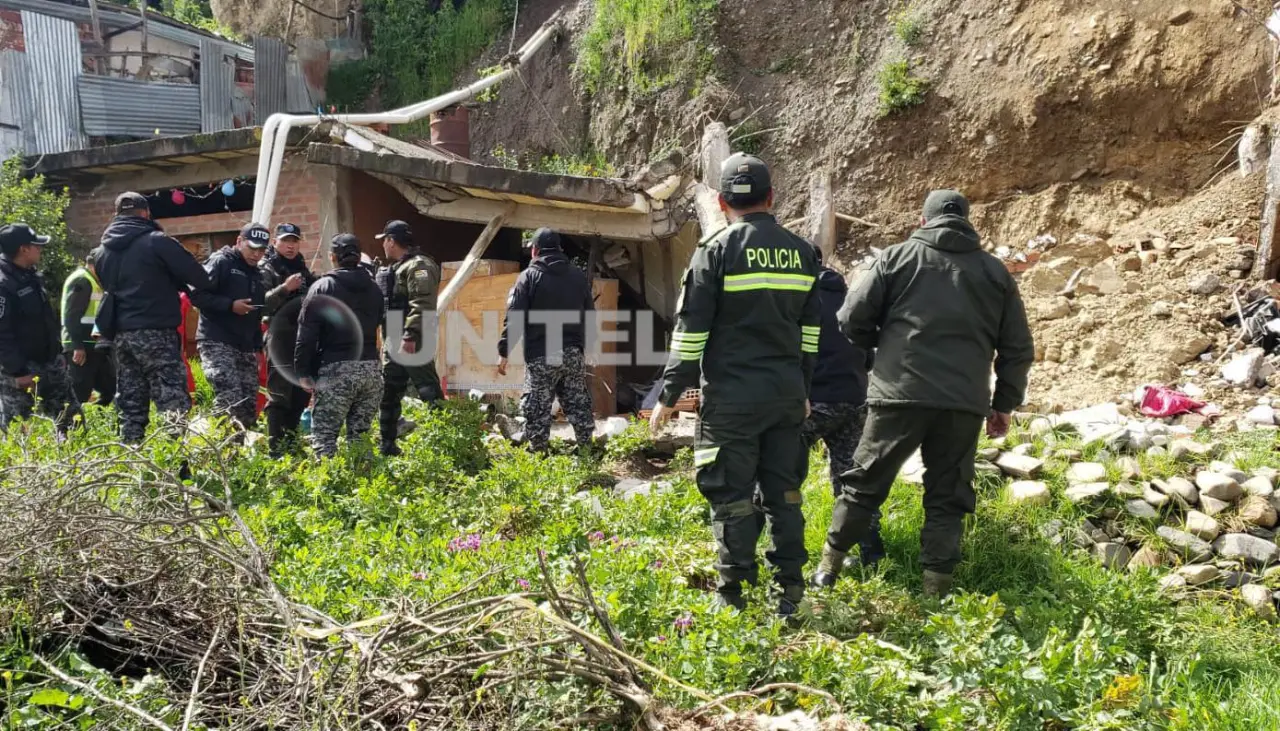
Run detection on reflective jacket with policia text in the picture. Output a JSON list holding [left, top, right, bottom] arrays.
[[657, 211, 822, 411]]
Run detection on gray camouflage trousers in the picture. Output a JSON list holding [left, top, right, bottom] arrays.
[[115, 329, 191, 443], [0, 357, 82, 435], [310, 360, 384, 457], [521, 347, 595, 451], [803, 401, 884, 562], [198, 340, 260, 430]]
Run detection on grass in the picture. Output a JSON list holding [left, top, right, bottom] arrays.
[[891, 4, 925, 47], [1, 404, 1279, 728], [490, 144, 618, 177], [877, 59, 928, 117], [578, 0, 719, 95]]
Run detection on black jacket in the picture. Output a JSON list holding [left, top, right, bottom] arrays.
[[260, 250, 315, 320], [294, 265, 384, 378], [96, 216, 212, 333], [189, 246, 267, 351], [0, 256, 60, 376], [498, 250, 594, 361], [810, 267, 872, 405]]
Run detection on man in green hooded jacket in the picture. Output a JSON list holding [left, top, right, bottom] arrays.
[[811, 190, 1034, 598]]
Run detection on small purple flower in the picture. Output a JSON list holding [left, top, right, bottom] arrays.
[[651, 560, 664, 570], [447, 533, 483, 553], [673, 615, 693, 633], [656, 635, 668, 643], [517, 578, 531, 590], [588, 531, 605, 542], [411, 571, 427, 581]]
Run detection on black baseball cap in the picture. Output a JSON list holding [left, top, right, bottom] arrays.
[[719, 153, 772, 197], [275, 222, 302, 240], [375, 220, 413, 243], [0, 223, 50, 255], [523, 227, 561, 251], [239, 223, 271, 249], [115, 191, 150, 214], [922, 189, 970, 220], [330, 233, 361, 259]]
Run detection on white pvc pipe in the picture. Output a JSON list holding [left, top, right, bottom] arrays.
[[250, 12, 563, 226]]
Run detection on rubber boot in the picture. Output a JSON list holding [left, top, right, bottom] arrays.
[[776, 584, 804, 621], [922, 570, 954, 599], [809, 544, 847, 589]]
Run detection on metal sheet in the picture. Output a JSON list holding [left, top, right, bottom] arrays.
[[200, 37, 233, 132], [285, 57, 312, 113], [79, 75, 200, 137], [254, 36, 286, 120], [20, 11, 83, 154], [0, 0, 253, 61], [0, 49, 33, 153]]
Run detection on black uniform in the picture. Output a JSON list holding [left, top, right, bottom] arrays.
[[497, 233, 596, 451], [656, 199, 821, 608], [377, 250, 444, 454], [260, 249, 315, 455], [189, 245, 268, 430], [0, 253, 81, 434]]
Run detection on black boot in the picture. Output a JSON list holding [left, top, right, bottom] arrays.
[[380, 441, 402, 457], [810, 544, 847, 589]]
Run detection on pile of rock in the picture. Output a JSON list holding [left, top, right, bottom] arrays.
[[992, 438, 1280, 621]]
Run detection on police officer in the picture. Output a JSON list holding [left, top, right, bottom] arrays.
[[650, 154, 821, 616], [375, 220, 443, 456], [295, 234, 385, 457], [260, 222, 315, 455], [496, 228, 596, 452], [0, 224, 81, 435], [96, 192, 213, 443], [61, 247, 116, 407], [189, 223, 269, 431], [812, 190, 1035, 598]]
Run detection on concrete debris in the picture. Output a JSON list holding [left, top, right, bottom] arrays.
[[1008, 480, 1052, 506], [1187, 272, 1221, 295], [1239, 125, 1268, 176], [996, 453, 1044, 478], [1220, 348, 1274, 388]]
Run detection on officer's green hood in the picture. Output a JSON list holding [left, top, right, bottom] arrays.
[[907, 214, 981, 253]]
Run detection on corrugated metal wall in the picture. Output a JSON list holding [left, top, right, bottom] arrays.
[[80, 75, 200, 137], [285, 56, 312, 113], [200, 38, 234, 132], [254, 36, 287, 120], [20, 11, 83, 153], [0, 50, 33, 154]]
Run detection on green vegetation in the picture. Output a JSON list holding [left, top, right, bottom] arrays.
[[891, 4, 925, 47], [158, 0, 238, 39], [0, 157, 76, 292], [2, 397, 1280, 728], [877, 59, 928, 117], [491, 144, 617, 177], [578, 0, 719, 95]]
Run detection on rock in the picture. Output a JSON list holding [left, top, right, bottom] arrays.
[[1223, 571, 1260, 589], [1200, 495, 1231, 517], [1241, 584, 1277, 621], [1178, 564, 1220, 585], [1116, 456, 1141, 480], [1065, 482, 1110, 503], [1079, 262, 1124, 296], [1247, 405, 1277, 426], [1249, 526, 1277, 541], [1149, 301, 1173, 318], [1185, 511, 1221, 541], [977, 447, 1000, 461], [1209, 461, 1249, 484], [1041, 519, 1064, 543], [1157, 526, 1215, 562], [1242, 476, 1276, 498], [1054, 449, 1083, 461], [1264, 566, 1280, 582], [1066, 462, 1107, 483], [1123, 500, 1159, 520], [1094, 542, 1132, 571], [1221, 348, 1274, 388], [1169, 440, 1212, 461], [1213, 533, 1280, 566], [1159, 573, 1188, 592], [1188, 272, 1221, 295], [1195, 472, 1242, 502], [1114, 482, 1144, 499], [1240, 495, 1279, 528], [1146, 446, 1167, 458], [996, 453, 1044, 478], [1128, 545, 1163, 571], [1028, 417, 1054, 436], [1143, 484, 1171, 508], [1037, 298, 1071, 320], [612, 479, 672, 500], [1011, 443, 1036, 457], [1008, 480, 1051, 506], [1168, 7, 1194, 25], [1154, 476, 1200, 506]]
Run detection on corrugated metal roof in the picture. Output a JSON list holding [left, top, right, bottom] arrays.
[[79, 75, 200, 137], [0, 0, 253, 61], [254, 36, 286, 119], [199, 37, 233, 132], [0, 50, 33, 153], [20, 11, 83, 154]]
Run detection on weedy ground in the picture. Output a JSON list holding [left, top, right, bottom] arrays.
[[1, 401, 1279, 729]]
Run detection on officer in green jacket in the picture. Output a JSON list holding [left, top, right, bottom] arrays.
[[812, 190, 1035, 598], [651, 153, 821, 616], [61, 248, 115, 406], [376, 220, 444, 456]]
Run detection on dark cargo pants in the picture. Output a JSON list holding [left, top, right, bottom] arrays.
[[826, 406, 983, 574], [264, 363, 310, 456], [697, 399, 808, 602], [802, 402, 884, 562], [68, 347, 116, 407], [379, 358, 443, 447]]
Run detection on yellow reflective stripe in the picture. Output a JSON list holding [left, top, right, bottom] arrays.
[[676, 351, 702, 361], [723, 273, 816, 293], [694, 447, 720, 466], [672, 331, 709, 340], [802, 343, 819, 353], [801, 325, 820, 335]]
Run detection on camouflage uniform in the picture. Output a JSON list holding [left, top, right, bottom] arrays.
[[0, 357, 81, 434], [521, 347, 595, 452], [802, 402, 883, 562], [309, 360, 384, 457], [378, 251, 444, 452], [197, 340, 260, 430], [114, 329, 190, 443]]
